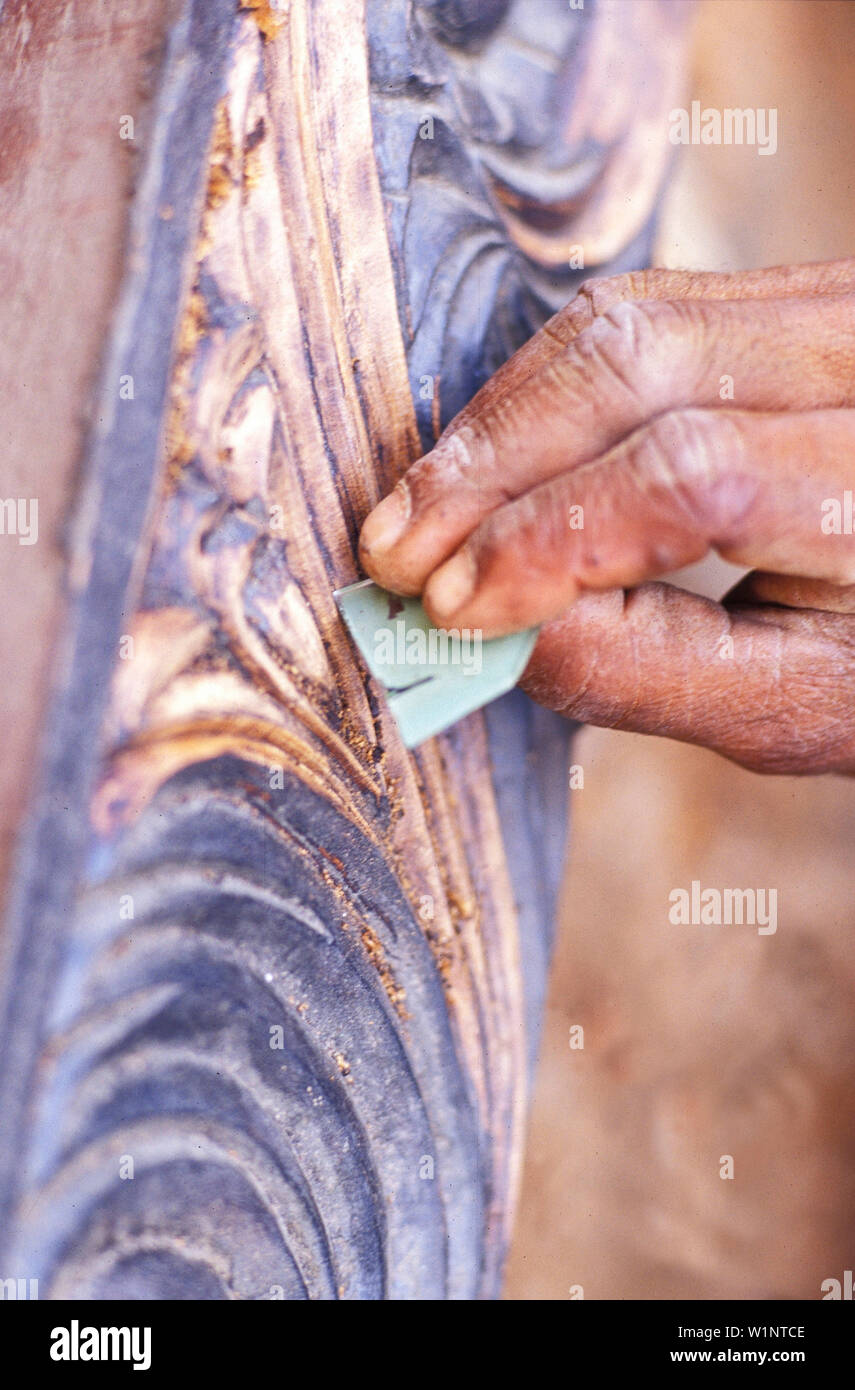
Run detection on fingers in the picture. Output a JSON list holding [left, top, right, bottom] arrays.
[[420, 407, 855, 636], [360, 289, 855, 597], [433, 260, 855, 440], [725, 571, 855, 614], [520, 583, 855, 775]]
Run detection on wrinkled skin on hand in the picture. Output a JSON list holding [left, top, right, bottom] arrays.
[[360, 262, 855, 774]]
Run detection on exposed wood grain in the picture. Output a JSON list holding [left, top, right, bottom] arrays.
[[0, 0, 691, 1298]]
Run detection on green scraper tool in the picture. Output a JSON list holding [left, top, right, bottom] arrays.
[[334, 578, 538, 748]]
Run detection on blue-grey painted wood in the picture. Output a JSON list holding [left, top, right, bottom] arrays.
[[0, 0, 668, 1300]]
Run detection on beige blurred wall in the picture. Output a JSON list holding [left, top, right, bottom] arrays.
[[506, 0, 855, 1301]]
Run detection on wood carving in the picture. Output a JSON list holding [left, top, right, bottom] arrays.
[[0, 0, 691, 1298]]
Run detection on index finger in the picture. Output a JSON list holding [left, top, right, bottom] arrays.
[[359, 273, 855, 597]]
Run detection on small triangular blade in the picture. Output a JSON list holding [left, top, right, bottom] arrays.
[[334, 578, 538, 747]]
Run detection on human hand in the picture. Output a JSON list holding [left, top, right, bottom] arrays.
[[359, 262, 855, 773]]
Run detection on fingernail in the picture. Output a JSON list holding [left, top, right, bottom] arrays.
[[360, 482, 411, 556], [426, 550, 477, 619]]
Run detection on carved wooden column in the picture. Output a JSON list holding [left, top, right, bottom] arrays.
[[0, 0, 691, 1298]]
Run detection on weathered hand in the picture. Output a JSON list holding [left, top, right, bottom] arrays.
[[359, 262, 855, 773]]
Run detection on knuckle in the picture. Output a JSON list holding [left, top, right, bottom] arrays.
[[600, 297, 712, 396], [579, 271, 642, 314], [408, 424, 484, 508], [570, 298, 662, 402], [578, 274, 618, 315], [550, 296, 592, 341], [553, 269, 662, 346], [634, 407, 723, 496], [632, 408, 758, 538], [556, 271, 644, 338]]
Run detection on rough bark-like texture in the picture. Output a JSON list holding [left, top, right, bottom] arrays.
[[0, 0, 691, 1299]]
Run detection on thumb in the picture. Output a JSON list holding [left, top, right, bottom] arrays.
[[521, 583, 855, 775]]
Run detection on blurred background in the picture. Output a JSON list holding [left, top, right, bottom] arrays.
[[507, 0, 855, 1300]]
